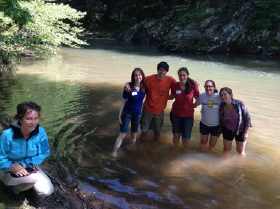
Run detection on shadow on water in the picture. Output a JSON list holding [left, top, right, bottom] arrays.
[[1, 74, 280, 208], [84, 39, 164, 57], [83, 39, 280, 74]]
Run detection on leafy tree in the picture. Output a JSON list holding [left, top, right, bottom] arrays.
[[0, 0, 87, 76]]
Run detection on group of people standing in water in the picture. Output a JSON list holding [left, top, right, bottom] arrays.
[[112, 61, 252, 157], [0, 61, 252, 197]]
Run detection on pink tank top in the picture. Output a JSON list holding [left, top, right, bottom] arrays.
[[224, 107, 239, 132]]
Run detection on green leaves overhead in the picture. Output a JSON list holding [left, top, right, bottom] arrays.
[[0, 0, 87, 74]]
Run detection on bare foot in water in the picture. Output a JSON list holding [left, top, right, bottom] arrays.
[[126, 144, 136, 151], [111, 151, 118, 158]]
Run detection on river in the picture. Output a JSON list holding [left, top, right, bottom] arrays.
[[0, 39, 279, 208]]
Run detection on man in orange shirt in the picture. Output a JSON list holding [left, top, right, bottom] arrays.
[[140, 62, 176, 142]]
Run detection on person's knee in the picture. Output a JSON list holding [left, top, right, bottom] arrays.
[[119, 133, 126, 139], [33, 170, 54, 197], [223, 147, 231, 151], [209, 140, 217, 147], [236, 148, 245, 155], [200, 140, 207, 145], [37, 182, 54, 197]]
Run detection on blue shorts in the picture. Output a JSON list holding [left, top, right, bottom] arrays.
[[170, 112, 193, 140], [120, 110, 141, 133]]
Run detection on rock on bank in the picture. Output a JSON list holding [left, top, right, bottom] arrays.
[[118, 1, 280, 58]]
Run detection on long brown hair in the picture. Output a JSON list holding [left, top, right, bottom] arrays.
[[130, 68, 145, 93], [15, 102, 41, 120], [219, 87, 233, 98], [178, 67, 195, 94]]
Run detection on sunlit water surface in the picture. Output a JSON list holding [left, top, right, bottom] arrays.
[[0, 39, 279, 208]]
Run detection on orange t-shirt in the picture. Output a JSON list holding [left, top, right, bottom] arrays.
[[143, 74, 176, 114]]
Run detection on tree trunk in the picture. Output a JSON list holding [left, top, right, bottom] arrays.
[[158, 0, 164, 14]]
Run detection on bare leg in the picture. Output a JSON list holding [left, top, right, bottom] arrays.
[[112, 133, 126, 157], [153, 131, 160, 142], [236, 140, 247, 156], [209, 136, 218, 152], [173, 133, 181, 148], [223, 139, 232, 155], [127, 132, 137, 151], [200, 134, 209, 152], [182, 139, 191, 150], [140, 131, 147, 143]]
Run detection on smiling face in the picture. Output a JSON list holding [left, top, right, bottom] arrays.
[[157, 68, 168, 79], [19, 110, 39, 134], [178, 70, 188, 84], [204, 81, 215, 96], [220, 90, 232, 103], [134, 70, 143, 83]]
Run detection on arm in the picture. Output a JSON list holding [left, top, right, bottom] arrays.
[[242, 126, 249, 141], [124, 82, 131, 92], [241, 103, 251, 141], [243, 105, 252, 128], [169, 80, 176, 100], [118, 98, 127, 124], [169, 94, 175, 100], [194, 93, 201, 108], [0, 132, 28, 176], [0, 133, 13, 172], [193, 85, 200, 99], [218, 103, 225, 137]]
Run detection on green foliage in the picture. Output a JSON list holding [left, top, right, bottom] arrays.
[[197, 45, 212, 52], [142, 2, 159, 11], [173, 1, 198, 24], [225, 0, 244, 13], [267, 46, 279, 51], [250, 0, 280, 29], [84, 1, 107, 30], [0, 0, 32, 25], [0, 0, 87, 75]]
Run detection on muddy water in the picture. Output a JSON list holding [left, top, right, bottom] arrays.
[[1, 39, 279, 208]]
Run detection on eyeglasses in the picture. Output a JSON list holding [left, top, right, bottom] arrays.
[[204, 85, 214, 88]]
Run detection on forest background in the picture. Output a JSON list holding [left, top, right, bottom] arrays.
[[1, 0, 280, 76]]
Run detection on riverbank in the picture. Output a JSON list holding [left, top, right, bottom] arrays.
[[0, 159, 111, 209]]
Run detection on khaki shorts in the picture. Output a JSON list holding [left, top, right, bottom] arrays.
[[140, 110, 164, 132]]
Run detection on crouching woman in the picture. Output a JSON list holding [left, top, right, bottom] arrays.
[[0, 102, 54, 196]]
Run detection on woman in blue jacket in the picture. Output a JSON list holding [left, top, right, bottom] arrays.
[[0, 102, 54, 196]]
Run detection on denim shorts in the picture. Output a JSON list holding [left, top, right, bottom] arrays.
[[200, 121, 219, 136], [170, 112, 194, 140], [223, 126, 244, 142], [120, 110, 142, 133]]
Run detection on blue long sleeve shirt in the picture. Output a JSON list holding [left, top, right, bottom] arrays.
[[0, 121, 50, 172]]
